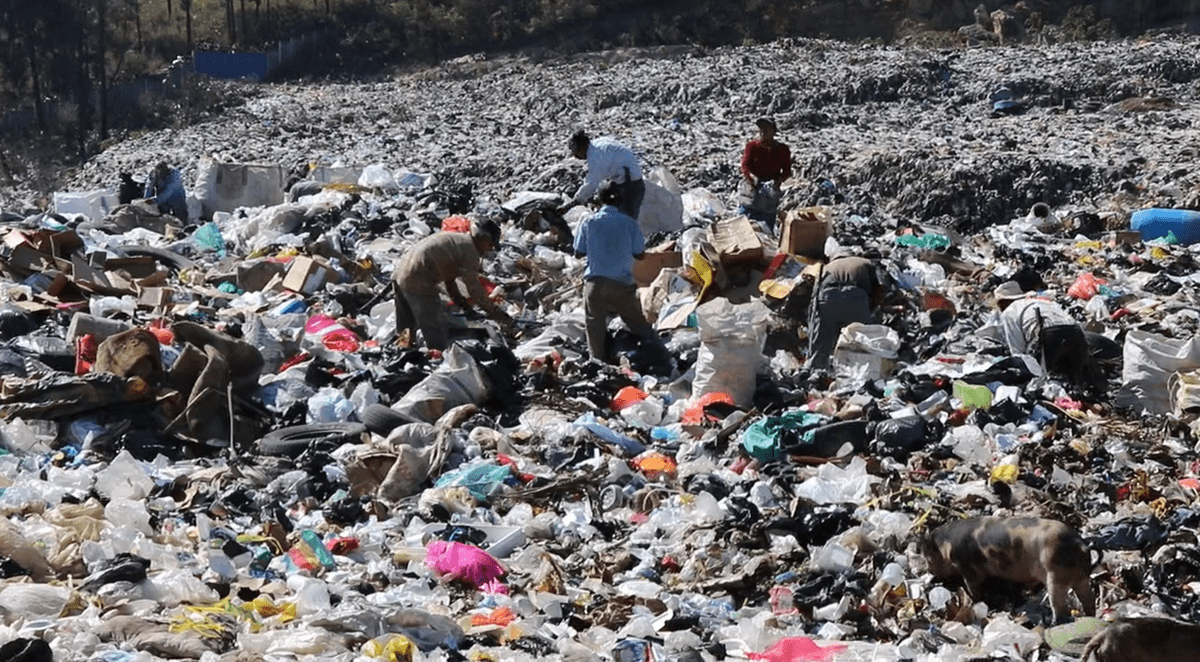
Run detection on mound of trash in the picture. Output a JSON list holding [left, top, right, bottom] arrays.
[[0, 34, 1198, 662]]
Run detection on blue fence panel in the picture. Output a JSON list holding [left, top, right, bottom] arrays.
[[193, 51, 271, 80]]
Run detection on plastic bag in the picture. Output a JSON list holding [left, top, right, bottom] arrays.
[[871, 416, 930, 459], [682, 187, 726, 221], [0, 583, 70, 620], [1067, 271, 1106, 300], [363, 634, 415, 662], [303, 314, 361, 353], [742, 412, 826, 463], [359, 163, 399, 190], [1116, 330, 1200, 414], [192, 222, 227, 258], [434, 463, 512, 502], [95, 450, 154, 501], [394, 344, 492, 423], [306, 387, 356, 424], [692, 298, 771, 408], [424, 541, 507, 594], [747, 637, 848, 661], [637, 166, 684, 235], [792, 456, 880, 505], [832, 323, 900, 381]]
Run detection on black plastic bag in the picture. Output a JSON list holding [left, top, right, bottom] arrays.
[[871, 415, 933, 460], [1091, 516, 1169, 551]]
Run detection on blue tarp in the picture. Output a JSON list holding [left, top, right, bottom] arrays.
[[193, 52, 270, 80]]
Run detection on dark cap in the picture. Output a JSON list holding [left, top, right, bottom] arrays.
[[598, 179, 623, 206], [755, 117, 776, 131], [474, 218, 502, 246]]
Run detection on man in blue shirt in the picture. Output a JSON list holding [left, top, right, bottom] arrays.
[[574, 181, 666, 365], [143, 161, 188, 223]]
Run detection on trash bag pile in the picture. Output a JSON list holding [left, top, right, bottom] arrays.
[[2, 33, 1200, 662]]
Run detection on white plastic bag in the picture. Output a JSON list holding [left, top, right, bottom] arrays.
[[0, 584, 70, 621], [358, 163, 398, 191], [691, 298, 771, 407], [95, 451, 154, 501], [833, 323, 901, 381], [1116, 329, 1200, 414], [681, 187, 726, 222], [393, 344, 491, 423], [637, 166, 684, 235]]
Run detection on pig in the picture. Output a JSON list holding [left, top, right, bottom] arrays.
[[920, 516, 1094, 623], [1082, 617, 1200, 662]]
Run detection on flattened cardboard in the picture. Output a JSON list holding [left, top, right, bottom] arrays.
[[104, 256, 158, 279], [2, 232, 53, 271]]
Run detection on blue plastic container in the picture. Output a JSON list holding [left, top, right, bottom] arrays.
[[1130, 208, 1200, 245]]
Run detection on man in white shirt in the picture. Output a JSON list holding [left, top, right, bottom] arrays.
[[986, 281, 1099, 388], [568, 130, 645, 219]]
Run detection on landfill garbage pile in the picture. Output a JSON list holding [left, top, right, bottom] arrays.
[[0, 34, 1199, 662]]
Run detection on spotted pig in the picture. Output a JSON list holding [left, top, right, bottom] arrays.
[[920, 516, 1094, 623]]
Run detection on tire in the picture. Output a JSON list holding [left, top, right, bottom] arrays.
[[361, 403, 418, 437], [257, 422, 367, 457]]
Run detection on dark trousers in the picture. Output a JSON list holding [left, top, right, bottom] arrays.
[[394, 282, 449, 350], [584, 277, 661, 363], [806, 282, 873, 370]]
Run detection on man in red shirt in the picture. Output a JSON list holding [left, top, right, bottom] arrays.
[[739, 117, 792, 231]]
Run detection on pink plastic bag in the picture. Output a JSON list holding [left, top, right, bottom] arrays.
[[747, 637, 848, 662], [424, 541, 507, 594], [305, 314, 361, 352]]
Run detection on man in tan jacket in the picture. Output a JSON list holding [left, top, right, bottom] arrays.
[[392, 219, 511, 351]]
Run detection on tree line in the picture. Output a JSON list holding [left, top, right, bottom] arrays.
[[0, 0, 1159, 163]]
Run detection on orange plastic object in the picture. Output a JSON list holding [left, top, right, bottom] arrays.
[[1067, 272, 1106, 300], [470, 606, 517, 627], [683, 392, 735, 425], [633, 451, 677, 479], [611, 386, 649, 411]]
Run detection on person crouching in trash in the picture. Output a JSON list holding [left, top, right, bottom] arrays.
[[143, 161, 189, 223], [392, 218, 513, 352], [738, 117, 792, 233], [987, 281, 1101, 390], [574, 180, 669, 367]]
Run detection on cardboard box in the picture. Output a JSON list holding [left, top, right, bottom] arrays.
[[712, 215, 765, 265], [633, 250, 683, 287], [137, 287, 173, 310], [283, 256, 328, 295], [104, 256, 158, 279], [1115, 230, 1141, 246], [49, 230, 84, 259], [780, 207, 832, 258]]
